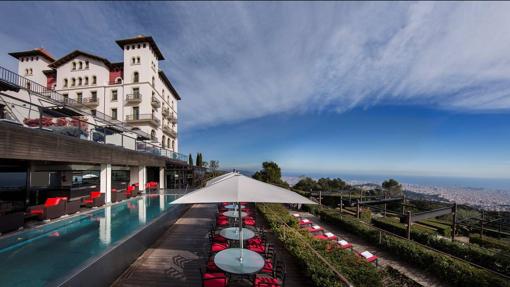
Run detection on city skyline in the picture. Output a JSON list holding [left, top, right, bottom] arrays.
[[1, 2, 509, 180]]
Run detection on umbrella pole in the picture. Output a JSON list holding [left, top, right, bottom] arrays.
[[238, 201, 243, 263]]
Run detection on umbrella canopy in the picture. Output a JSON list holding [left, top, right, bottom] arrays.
[[172, 172, 316, 205]]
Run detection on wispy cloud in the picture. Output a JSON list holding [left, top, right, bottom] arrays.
[[1, 2, 510, 130]]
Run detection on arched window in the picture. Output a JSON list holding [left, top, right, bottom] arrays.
[[151, 76, 155, 87], [172, 140, 175, 150], [84, 76, 89, 85], [71, 78, 76, 86], [133, 72, 139, 83], [79, 61, 83, 69], [78, 77, 82, 86], [115, 77, 122, 84], [72, 62, 76, 70], [29, 68, 33, 75], [162, 135, 166, 148], [25, 69, 29, 75], [137, 56, 140, 64], [132, 57, 136, 64], [167, 138, 171, 149], [85, 61, 89, 69], [64, 78, 68, 87], [151, 130, 156, 140], [92, 76, 97, 85]]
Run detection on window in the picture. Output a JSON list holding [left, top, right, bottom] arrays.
[[85, 61, 89, 69], [143, 43, 146, 48], [137, 44, 141, 49], [115, 77, 122, 84], [72, 62, 76, 70], [167, 138, 170, 149], [64, 79, 68, 88], [26, 82, 31, 90], [133, 87, 139, 97], [84, 76, 89, 85], [29, 68, 33, 75], [77, 92, 83, 103], [63, 93, 69, 103], [126, 45, 130, 50], [137, 56, 140, 64], [111, 108, 117, 120], [71, 78, 76, 87], [133, 72, 139, 83], [151, 76, 155, 87], [133, 106, 139, 119], [91, 109, 96, 116], [79, 61, 83, 70], [25, 69, 29, 75], [132, 57, 136, 64], [151, 129, 156, 140], [162, 135, 166, 148], [91, 91, 97, 101], [172, 140, 175, 150], [78, 77, 82, 86], [92, 76, 97, 85], [111, 90, 118, 101]]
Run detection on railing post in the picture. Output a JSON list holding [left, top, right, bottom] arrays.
[[356, 199, 360, 219], [406, 211, 412, 240], [480, 210, 485, 240], [340, 195, 343, 213], [452, 202, 457, 242]]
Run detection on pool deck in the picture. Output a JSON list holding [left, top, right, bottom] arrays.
[[112, 203, 313, 287]]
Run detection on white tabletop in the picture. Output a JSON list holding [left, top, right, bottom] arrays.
[[214, 248, 265, 274], [220, 227, 255, 240], [223, 211, 248, 218]]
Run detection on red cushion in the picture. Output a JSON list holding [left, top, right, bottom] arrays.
[[83, 199, 93, 204], [30, 209, 44, 215], [210, 243, 228, 253], [203, 272, 227, 287], [206, 260, 220, 272], [216, 220, 229, 226], [254, 276, 280, 287], [44, 197, 61, 207], [261, 261, 273, 273], [90, 191, 101, 199], [213, 235, 227, 243], [247, 244, 265, 253], [127, 186, 135, 192], [248, 237, 263, 245]]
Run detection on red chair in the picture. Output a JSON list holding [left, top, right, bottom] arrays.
[[27, 197, 66, 220], [206, 257, 220, 272], [357, 251, 378, 266], [210, 242, 229, 253], [145, 181, 158, 191], [200, 268, 229, 287], [306, 225, 324, 233], [125, 185, 136, 198], [253, 261, 286, 287], [82, 191, 105, 207], [298, 219, 312, 227], [314, 232, 337, 241], [337, 239, 353, 250], [247, 242, 266, 254]]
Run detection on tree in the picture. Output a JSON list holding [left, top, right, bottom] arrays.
[[188, 154, 193, 166], [202, 161, 209, 168], [196, 153, 203, 167], [294, 177, 319, 191], [382, 178, 402, 197], [252, 161, 289, 188], [209, 160, 220, 175]]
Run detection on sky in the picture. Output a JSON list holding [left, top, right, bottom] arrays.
[[0, 2, 509, 181]]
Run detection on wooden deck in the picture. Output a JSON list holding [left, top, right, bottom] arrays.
[[112, 204, 313, 287]]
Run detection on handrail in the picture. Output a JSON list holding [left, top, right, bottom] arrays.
[[259, 205, 354, 287]]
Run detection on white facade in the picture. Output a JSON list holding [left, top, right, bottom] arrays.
[[7, 36, 180, 152]]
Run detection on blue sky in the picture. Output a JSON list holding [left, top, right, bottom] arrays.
[[0, 2, 509, 179]]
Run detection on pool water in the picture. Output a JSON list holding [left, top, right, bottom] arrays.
[[0, 193, 182, 286]]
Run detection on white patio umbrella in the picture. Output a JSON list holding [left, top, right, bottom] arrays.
[[172, 172, 316, 262]]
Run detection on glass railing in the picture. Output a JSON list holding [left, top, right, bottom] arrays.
[[0, 65, 187, 163]]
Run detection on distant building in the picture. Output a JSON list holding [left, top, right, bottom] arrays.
[[7, 35, 180, 151]]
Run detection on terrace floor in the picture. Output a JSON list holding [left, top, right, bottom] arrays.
[[112, 203, 313, 287]]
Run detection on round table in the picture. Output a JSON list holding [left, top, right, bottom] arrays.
[[224, 204, 246, 209], [220, 227, 255, 240], [214, 248, 265, 274], [223, 211, 247, 218]]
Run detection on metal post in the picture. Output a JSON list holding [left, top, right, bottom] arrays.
[[319, 190, 322, 207], [356, 200, 360, 219], [383, 203, 387, 217], [480, 210, 485, 240], [340, 195, 343, 213], [402, 195, 406, 215], [407, 211, 412, 240], [452, 202, 457, 241]]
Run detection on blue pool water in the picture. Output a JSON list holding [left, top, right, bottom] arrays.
[[0, 193, 183, 286]]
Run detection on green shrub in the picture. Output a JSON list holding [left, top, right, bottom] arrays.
[[418, 220, 452, 237], [319, 209, 510, 287], [470, 234, 510, 252], [258, 203, 383, 287]]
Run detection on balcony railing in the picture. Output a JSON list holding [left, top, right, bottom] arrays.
[[162, 107, 170, 117], [169, 114, 177, 124], [125, 113, 160, 127], [82, 97, 99, 106], [151, 96, 161, 108], [0, 65, 188, 162], [163, 124, 177, 138], [125, 93, 142, 103]]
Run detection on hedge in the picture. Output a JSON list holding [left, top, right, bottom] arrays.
[[371, 217, 510, 276], [319, 209, 510, 287], [470, 234, 510, 252], [417, 220, 452, 237], [258, 203, 384, 287]]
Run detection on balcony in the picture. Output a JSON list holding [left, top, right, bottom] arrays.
[[162, 107, 169, 118], [163, 124, 177, 138], [125, 113, 160, 127], [169, 114, 177, 124], [151, 96, 161, 108], [82, 97, 99, 107], [125, 93, 142, 104]]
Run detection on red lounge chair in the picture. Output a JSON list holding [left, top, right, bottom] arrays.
[[358, 251, 378, 266], [210, 242, 229, 253], [125, 185, 136, 198], [337, 239, 353, 250], [200, 268, 229, 287], [253, 261, 285, 287], [28, 197, 66, 220], [145, 181, 158, 190], [306, 225, 324, 233], [298, 219, 312, 227], [314, 232, 337, 241], [57, 196, 80, 214], [82, 191, 105, 207], [247, 243, 266, 253]]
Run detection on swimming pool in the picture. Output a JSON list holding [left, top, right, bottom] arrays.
[[0, 193, 184, 286]]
